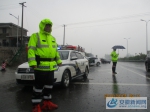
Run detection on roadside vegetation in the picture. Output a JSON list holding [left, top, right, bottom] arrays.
[[119, 53, 146, 61]]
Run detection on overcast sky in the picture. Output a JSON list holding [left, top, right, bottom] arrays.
[[1, 0, 150, 58]]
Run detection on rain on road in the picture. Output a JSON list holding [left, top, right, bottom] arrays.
[[0, 62, 150, 112]]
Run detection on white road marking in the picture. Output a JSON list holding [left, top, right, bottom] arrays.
[[120, 66, 150, 80], [74, 64, 150, 86], [119, 63, 145, 70], [73, 82, 150, 86]]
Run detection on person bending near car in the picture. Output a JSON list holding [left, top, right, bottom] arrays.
[[110, 48, 119, 75], [28, 18, 62, 112], [1, 60, 7, 71]]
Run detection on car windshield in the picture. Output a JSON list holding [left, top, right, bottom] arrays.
[[58, 51, 69, 60], [85, 53, 94, 57]]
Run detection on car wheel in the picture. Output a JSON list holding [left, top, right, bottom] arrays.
[[83, 67, 88, 79], [146, 63, 150, 72], [96, 62, 100, 66], [61, 70, 70, 88]]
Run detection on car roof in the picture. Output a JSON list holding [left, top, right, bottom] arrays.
[[58, 49, 85, 54]]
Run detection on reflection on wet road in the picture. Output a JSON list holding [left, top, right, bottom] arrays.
[[0, 62, 150, 112]]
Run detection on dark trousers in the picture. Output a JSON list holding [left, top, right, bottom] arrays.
[[32, 70, 54, 105], [112, 62, 117, 73]]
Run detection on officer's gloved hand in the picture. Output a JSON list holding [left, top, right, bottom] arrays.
[[58, 63, 62, 66]]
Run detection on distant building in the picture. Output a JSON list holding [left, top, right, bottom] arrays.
[[0, 23, 29, 47]]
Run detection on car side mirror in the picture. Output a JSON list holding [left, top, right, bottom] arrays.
[[71, 56, 78, 60]]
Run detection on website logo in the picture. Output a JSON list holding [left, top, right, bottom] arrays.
[[107, 98, 118, 108], [106, 97, 147, 109]]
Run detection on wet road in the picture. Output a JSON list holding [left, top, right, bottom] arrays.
[[0, 62, 150, 112]]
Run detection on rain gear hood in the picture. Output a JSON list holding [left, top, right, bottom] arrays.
[[39, 19, 53, 35]]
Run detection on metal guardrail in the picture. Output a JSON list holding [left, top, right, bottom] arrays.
[[8, 46, 25, 65], [118, 60, 145, 62]]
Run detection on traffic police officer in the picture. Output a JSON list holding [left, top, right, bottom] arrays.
[[28, 18, 62, 112], [111, 48, 119, 75]]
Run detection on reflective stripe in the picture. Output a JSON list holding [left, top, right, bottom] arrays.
[[28, 46, 36, 50], [37, 66, 50, 69], [32, 99, 42, 103], [36, 33, 40, 48], [43, 95, 52, 100], [33, 87, 42, 92], [36, 33, 49, 48], [44, 85, 53, 89], [28, 57, 36, 61]]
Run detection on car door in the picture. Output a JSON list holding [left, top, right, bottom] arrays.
[[79, 53, 86, 72], [89, 58, 95, 65], [75, 52, 85, 73], [70, 51, 78, 75], [94, 58, 98, 65]]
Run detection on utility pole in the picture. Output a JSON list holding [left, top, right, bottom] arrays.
[[9, 13, 19, 48], [63, 25, 66, 45], [19, 2, 26, 46], [141, 19, 150, 54], [124, 38, 130, 57]]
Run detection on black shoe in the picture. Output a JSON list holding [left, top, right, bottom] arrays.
[[114, 72, 117, 74]]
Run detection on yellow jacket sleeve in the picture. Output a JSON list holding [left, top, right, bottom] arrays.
[[28, 33, 37, 67], [53, 38, 62, 65], [55, 50, 62, 64]]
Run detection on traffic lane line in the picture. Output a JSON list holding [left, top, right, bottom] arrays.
[[119, 64, 145, 70], [72, 82, 150, 86], [79, 64, 149, 86], [120, 65, 150, 80]]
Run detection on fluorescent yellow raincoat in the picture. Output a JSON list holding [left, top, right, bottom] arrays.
[[28, 19, 62, 71], [111, 51, 119, 62]]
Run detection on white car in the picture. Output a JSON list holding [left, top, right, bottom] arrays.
[[86, 57, 101, 66], [15, 50, 89, 88]]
